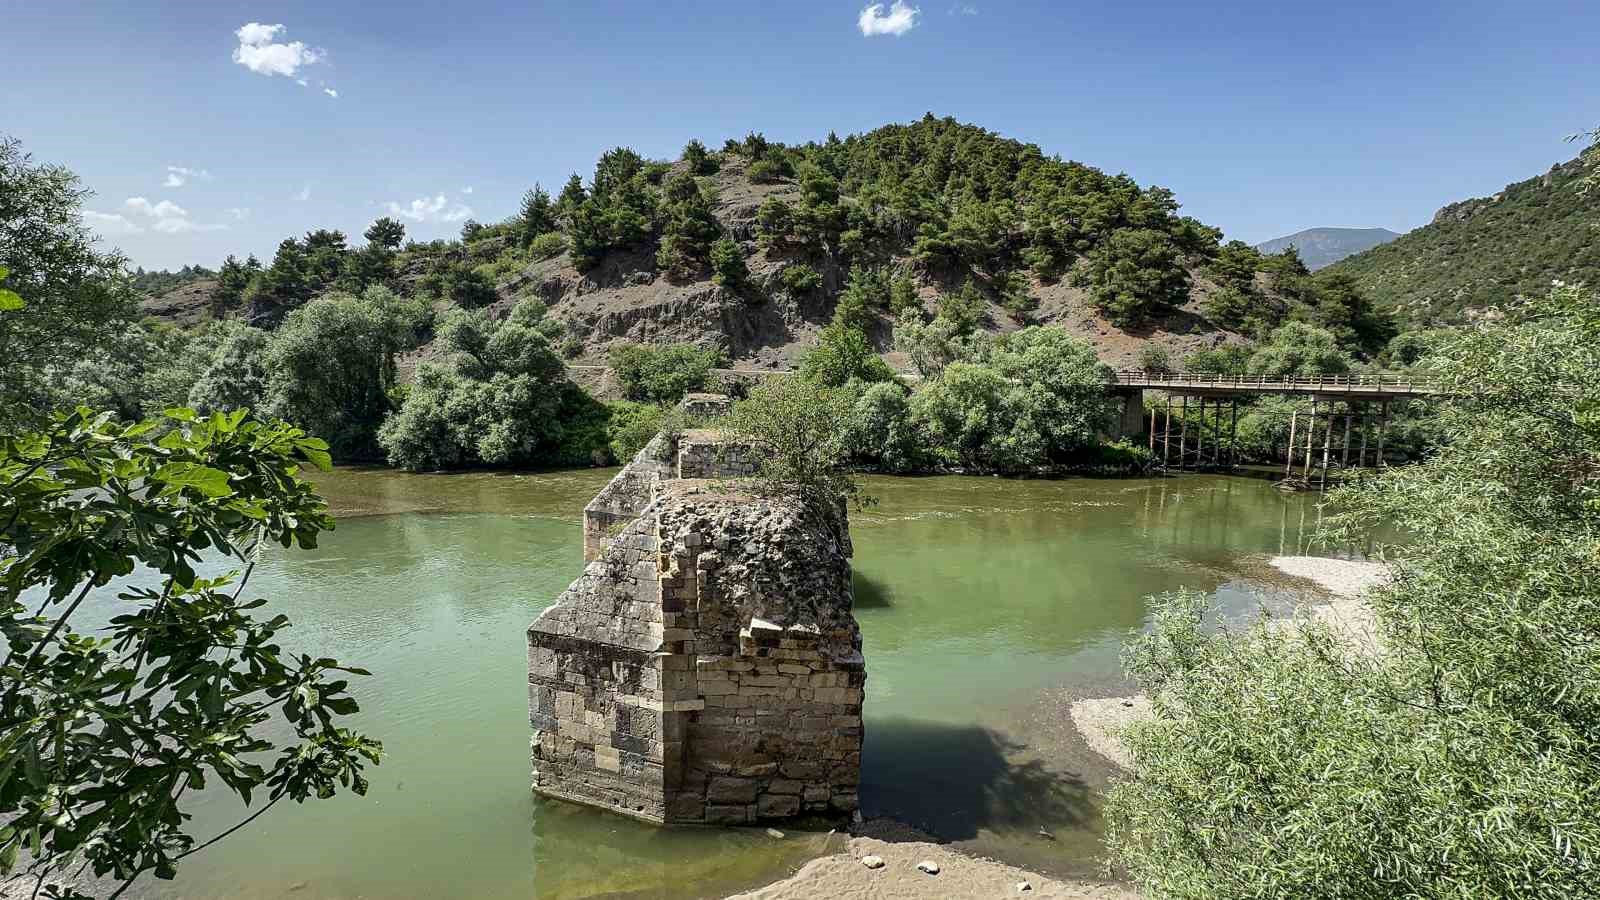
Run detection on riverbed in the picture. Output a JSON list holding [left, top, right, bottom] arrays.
[[115, 468, 1347, 899]]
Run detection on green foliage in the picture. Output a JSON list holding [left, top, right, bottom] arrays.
[[0, 136, 140, 429], [126, 264, 215, 296], [0, 408, 380, 896], [187, 320, 272, 414], [378, 302, 602, 470], [747, 159, 785, 184], [604, 400, 665, 462], [0, 266, 22, 312], [993, 269, 1036, 317], [727, 376, 864, 514], [683, 139, 719, 176], [214, 254, 261, 315], [1107, 283, 1600, 899], [608, 343, 727, 404], [709, 237, 748, 289], [936, 279, 988, 335], [529, 231, 567, 261], [262, 293, 402, 460], [1136, 343, 1172, 373], [1077, 227, 1190, 326], [909, 326, 1114, 470], [846, 381, 919, 472], [364, 216, 407, 250], [756, 197, 796, 247], [799, 318, 896, 388], [780, 263, 822, 295], [1247, 322, 1353, 376], [1297, 270, 1395, 357], [1182, 344, 1253, 375], [655, 173, 721, 279], [888, 274, 920, 317], [517, 185, 556, 246], [833, 266, 890, 331], [894, 310, 985, 378], [1324, 159, 1600, 322]]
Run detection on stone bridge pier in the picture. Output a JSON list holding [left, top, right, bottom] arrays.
[[527, 396, 865, 825]]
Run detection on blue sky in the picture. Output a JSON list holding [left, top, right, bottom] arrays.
[[9, 1, 1599, 270]]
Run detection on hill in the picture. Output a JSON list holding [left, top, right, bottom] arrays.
[[1255, 227, 1400, 270], [1324, 157, 1599, 323], [147, 115, 1387, 372]]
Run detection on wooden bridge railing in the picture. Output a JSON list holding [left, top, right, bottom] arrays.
[[1108, 371, 1438, 395]]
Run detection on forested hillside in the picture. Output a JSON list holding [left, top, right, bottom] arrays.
[[141, 115, 1386, 370], [1325, 156, 1600, 323], [9, 119, 1403, 472]]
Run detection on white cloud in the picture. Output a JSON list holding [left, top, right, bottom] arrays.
[[461, 186, 473, 195], [323, 87, 338, 98], [232, 22, 324, 78], [162, 165, 213, 188], [120, 197, 227, 234], [296, 184, 312, 202], [226, 207, 251, 220], [83, 211, 145, 235], [953, 4, 978, 14], [297, 79, 308, 87], [383, 194, 474, 223], [859, 1, 920, 36], [125, 197, 188, 219]]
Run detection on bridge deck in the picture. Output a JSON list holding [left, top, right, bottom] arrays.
[[1109, 371, 1437, 398]]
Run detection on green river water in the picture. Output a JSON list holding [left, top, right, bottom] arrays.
[[112, 468, 1344, 899]]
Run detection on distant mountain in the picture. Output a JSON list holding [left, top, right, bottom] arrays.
[[1254, 227, 1401, 270], [1323, 157, 1599, 322]]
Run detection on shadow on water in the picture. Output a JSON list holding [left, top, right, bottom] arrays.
[[852, 570, 894, 609], [859, 717, 1096, 842]]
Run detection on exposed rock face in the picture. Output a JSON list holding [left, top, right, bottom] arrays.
[[528, 404, 865, 824]]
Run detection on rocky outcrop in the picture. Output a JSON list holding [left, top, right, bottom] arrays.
[[528, 404, 865, 824]]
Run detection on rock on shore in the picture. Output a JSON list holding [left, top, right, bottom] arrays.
[[728, 835, 1136, 900]]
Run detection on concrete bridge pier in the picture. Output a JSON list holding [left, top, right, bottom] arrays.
[[1113, 389, 1145, 440]]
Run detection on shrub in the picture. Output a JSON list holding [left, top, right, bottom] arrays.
[[1136, 344, 1173, 373], [1106, 282, 1600, 899], [1182, 344, 1253, 375], [604, 400, 665, 462], [710, 237, 749, 288], [756, 197, 796, 246], [608, 342, 727, 403], [799, 320, 897, 388], [780, 264, 822, 294], [847, 381, 919, 472], [937, 279, 988, 335], [683, 138, 719, 175], [378, 303, 601, 470], [727, 376, 864, 514], [529, 231, 567, 261], [1247, 322, 1352, 376], [747, 159, 784, 184], [1078, 227, 1190, 326]]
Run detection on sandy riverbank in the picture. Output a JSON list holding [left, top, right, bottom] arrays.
[[1067, 555, 1392, 774], [729, 831, 1136, 900]]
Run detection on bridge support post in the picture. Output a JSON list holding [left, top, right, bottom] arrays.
[[1285, 411, 1298, 477], [1115, 389, 1145, 441]]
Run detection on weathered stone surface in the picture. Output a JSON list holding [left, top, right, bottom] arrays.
[[528, 396, 865, 825]]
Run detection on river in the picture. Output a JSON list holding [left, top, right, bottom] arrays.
[[121, 467, 1342, 899]]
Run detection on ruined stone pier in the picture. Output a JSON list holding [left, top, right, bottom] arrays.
[[527, 395, 866, 824]]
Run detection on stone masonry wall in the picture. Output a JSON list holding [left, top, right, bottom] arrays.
[[529, 399, 864, 825]]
